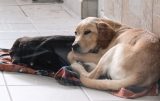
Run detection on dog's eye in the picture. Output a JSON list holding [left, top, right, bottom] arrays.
[[84, 30, 91, 35], [75, 31, 77, 35]]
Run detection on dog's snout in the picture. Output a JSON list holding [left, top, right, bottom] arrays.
[[72, 43, 80, 52]]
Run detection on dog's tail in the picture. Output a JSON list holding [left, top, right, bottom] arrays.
[[80, 75, 138, 91]]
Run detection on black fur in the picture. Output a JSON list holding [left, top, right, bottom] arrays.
[[10, 35, 74, 72]]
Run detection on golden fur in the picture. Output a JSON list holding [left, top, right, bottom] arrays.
[[68, 17, 160, 90]]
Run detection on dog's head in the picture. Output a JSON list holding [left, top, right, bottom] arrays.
[[72, 17, 116, 53]]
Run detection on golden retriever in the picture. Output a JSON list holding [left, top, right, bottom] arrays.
[[67, 17, 160, 90]]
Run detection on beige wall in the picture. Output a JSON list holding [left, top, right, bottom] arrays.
[[99, 0, 160, 34]]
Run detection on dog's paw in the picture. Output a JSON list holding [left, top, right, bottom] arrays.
[[67, 51, 83, 64], [67, 51, 76, 63], [71, 62, 83, 73], [71, 62, 90, 78], [82, 62, 96, 72]]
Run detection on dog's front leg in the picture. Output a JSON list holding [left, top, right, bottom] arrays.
[[71, 62, 89, 76], [70, 62, 99, 79], [87, 64, 103, 79], [67, 51, 77, 64], [71, 62, 102, 80], [84, 45, 118, 79], [68, 51, 102, 78], [69, 54, 103, 79]]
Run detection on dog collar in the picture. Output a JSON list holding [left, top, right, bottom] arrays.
[[89, 46, 100, 53]]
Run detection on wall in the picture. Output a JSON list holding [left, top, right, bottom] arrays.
[[99, 0, 160, 34], [81, 0, 98, 19]]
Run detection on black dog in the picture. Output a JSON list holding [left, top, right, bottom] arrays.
[[10, 35, 74, 72]]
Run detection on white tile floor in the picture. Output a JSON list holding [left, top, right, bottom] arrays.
[[0, 0, 159, 101]]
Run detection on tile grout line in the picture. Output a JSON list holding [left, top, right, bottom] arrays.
[[15, 2, 79, 35], [2, 72, 13, 101], [17, 3, 62, 6], [62, 5, 81, 20], [80, 87, 93, 101], [17, 4, 42, 35], [18, 5, 28, 17], [18, 5, 40, 34], [17, 5, 41, 35], [15, 1, 42, 35], [30, 22, 42, 35]]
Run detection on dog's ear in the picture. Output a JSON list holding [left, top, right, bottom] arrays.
[[96, 22, 115, 49]]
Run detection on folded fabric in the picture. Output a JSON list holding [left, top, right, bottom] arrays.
[[54, 66, 160, 99], [54, 66, 81, 86], [10, 35, 74, 72], [0, 48, 55, 77]]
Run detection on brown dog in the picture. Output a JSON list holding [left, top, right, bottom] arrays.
[[67, 17, 160, 90]]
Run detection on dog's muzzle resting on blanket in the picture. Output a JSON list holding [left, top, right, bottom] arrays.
[[68, 17, 160, 91], [10, 35, 74, 72]]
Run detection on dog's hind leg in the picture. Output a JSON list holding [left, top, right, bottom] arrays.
[[80, 74, 142, 90]]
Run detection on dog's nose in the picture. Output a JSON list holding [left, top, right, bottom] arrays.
[[72, 43, 80, 51]]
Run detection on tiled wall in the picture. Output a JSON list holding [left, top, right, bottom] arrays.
[[99, 0, 160, 34]]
